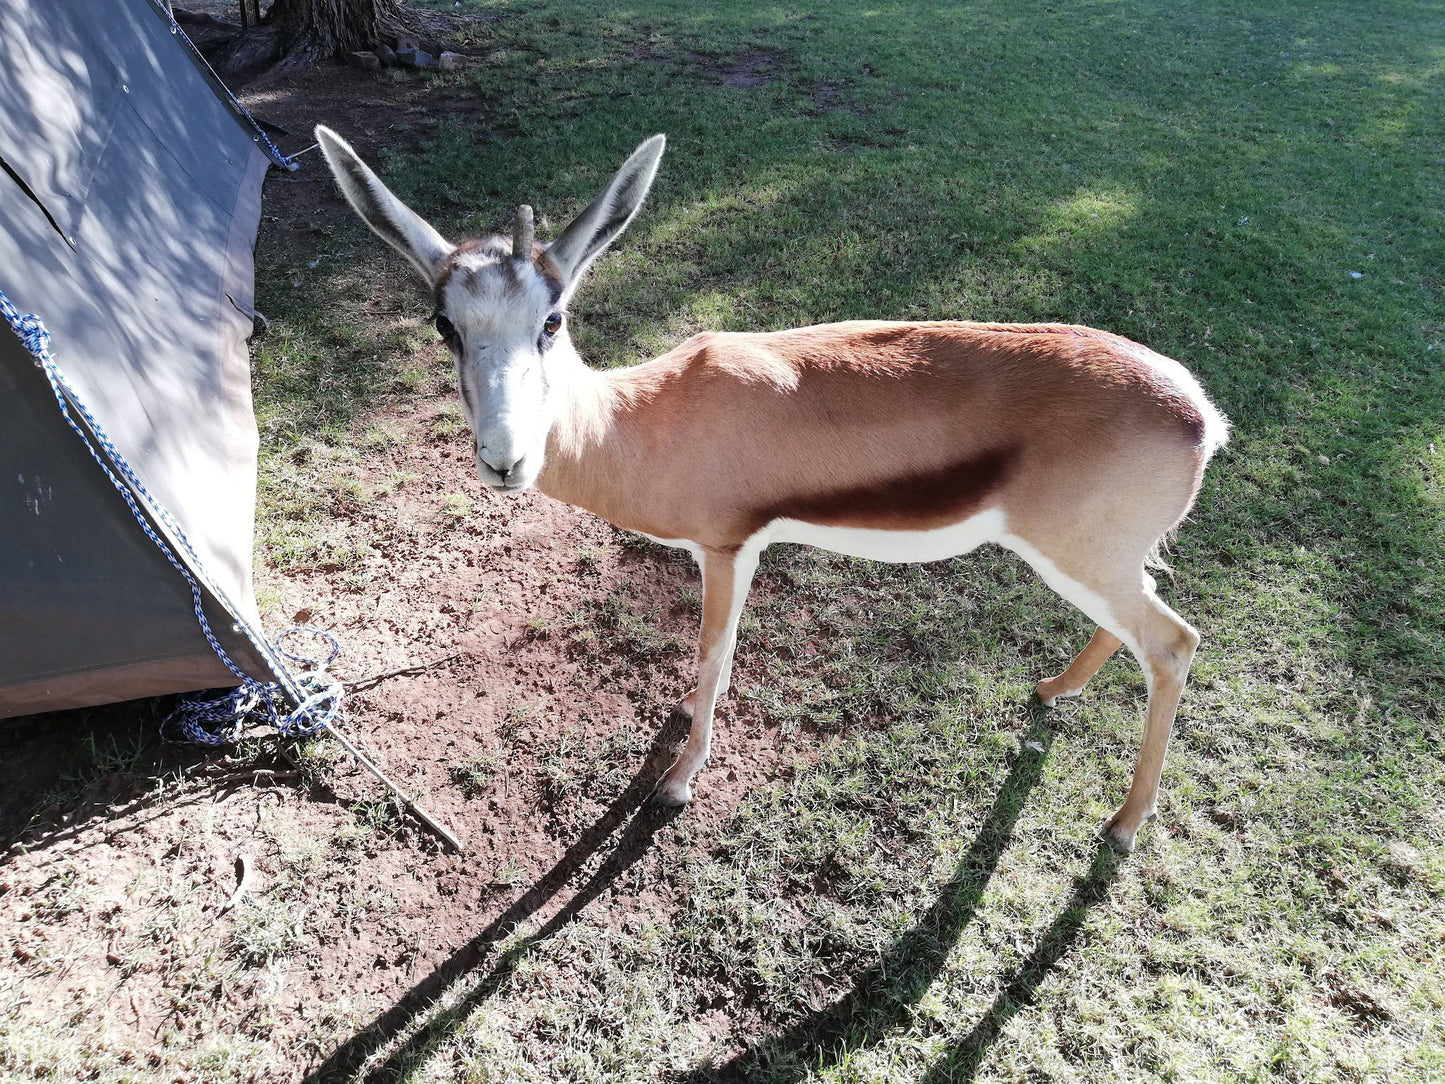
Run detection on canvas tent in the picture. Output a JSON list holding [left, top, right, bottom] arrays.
[[0, 0, 293, 718]]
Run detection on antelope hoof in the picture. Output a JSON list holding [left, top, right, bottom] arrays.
[[650, 773, 693, 807], [651, 754, 707, 807], [1097, 805, 1155, 854], [1035, 678, 1080, 708]]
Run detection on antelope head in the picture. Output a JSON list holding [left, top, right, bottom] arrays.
[[315, 126, 666, 492]]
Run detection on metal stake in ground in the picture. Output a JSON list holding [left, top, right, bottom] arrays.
[[318, 717, 463, 851]]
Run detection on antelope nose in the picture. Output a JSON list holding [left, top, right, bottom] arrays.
[[478, 446, 520, 481]]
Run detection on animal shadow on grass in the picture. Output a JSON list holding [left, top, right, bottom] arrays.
[[671, 712, 1122, 1083], [307, 710, 691, 1083], [919, 842, 1121, 1083]]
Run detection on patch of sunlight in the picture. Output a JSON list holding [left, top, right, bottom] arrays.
[[626, 290, 746, 353], [1353, 107, 1418, 151], [1289, 60, 1343, 79], [1016, 184, 1141, 255], [1374, 51, 1445, 90]]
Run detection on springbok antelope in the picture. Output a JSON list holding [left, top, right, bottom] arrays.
[[316, 127, 1228, 852]]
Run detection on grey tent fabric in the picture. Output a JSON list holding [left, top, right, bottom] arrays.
[[0, 0, 285, 716]]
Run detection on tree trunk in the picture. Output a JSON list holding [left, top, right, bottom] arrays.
[[207, 0, 404, 84], [268, 0, 401, 57]]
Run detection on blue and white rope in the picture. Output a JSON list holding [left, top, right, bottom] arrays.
[[1, 290, 339, 744]]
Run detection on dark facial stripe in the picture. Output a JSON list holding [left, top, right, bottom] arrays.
[[751, 445, 1020, 533], [534, 244, 566, 305], [434, 237, 565, 306], [457, 364, 477, 419], [499, 243, 565, 304]]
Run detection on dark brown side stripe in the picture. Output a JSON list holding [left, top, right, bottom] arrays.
[[751, 445, 1020, 533]]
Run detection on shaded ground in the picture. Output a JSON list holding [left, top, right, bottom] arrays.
[[1, 46, 812, 1077]]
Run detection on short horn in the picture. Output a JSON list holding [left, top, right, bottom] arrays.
[[512, 204, 534, 259]]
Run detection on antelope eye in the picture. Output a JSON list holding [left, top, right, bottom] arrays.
[[542, 312, 563, 336], [435, 312, 459, 346]]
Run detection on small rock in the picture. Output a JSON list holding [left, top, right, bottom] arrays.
[[1349, 270, 1364, 279], [374, 43, 397, 66], [438, 51, 466, 71], [347, 50, 380, 70], [397, 47, 435, 68]]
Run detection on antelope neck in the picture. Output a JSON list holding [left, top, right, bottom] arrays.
[[534, 347, 632, 515]]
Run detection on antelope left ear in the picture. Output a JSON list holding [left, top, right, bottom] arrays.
[[315, 125, 453, 283], [546, 134, 666, 292]]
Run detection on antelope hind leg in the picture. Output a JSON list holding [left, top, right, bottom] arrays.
[[1098, 595, 1198, 853], [1037, 626, 1123, 706]]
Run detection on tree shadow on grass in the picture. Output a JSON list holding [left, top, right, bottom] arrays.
[[666, 710, 1121, 1083], [307, 710, 689, 1083]]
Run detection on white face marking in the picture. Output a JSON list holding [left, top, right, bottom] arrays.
[[439, 250, 565, 493]]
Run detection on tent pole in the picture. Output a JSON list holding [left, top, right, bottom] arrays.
[[319, 720, 463, 851]]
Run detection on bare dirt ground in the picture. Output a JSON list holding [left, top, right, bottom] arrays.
[[2, 405, 799, 1073], [0, 56, 808, 1079]]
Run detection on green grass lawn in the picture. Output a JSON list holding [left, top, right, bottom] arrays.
[[248, 0, 1445, 1080]]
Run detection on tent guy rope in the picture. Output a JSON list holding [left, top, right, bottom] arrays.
[[1, 289, 461, 852]]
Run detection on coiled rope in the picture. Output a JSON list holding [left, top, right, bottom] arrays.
[[165, 627, 344, 745], [4, 291, 460, 848], [1, 289, 339, 743]]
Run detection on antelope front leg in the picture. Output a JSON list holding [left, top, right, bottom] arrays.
[[654, 545, 757, 806], [676, 653, 734, 719]]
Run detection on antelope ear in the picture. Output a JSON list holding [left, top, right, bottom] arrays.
[[546, 134, 665, 292], [315, 125, 452, 282]]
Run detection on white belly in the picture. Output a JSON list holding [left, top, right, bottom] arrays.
[[635, 509, 1137, 667], [640, 508, 1006, 566], [764, 507, 1007, 563]]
